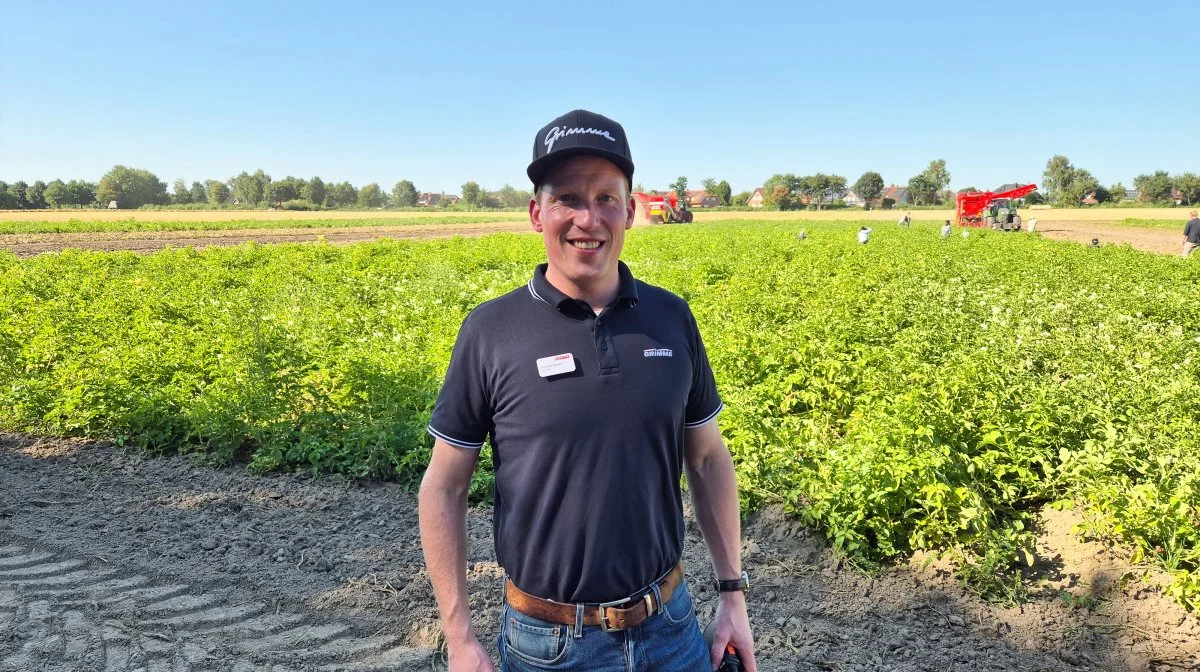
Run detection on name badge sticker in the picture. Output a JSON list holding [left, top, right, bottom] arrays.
[[536, 353, 576, 378]]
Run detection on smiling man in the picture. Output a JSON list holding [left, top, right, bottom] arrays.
[[419, 110, 756, 672]]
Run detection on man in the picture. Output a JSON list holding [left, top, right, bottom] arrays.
[[858, 226, 872, 244], [940, 220, 952, 239], [419, 109, 755, 672], [1183, 210, 1200, 257]]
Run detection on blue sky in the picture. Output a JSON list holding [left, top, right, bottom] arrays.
[[2, 0, 1197, 195]]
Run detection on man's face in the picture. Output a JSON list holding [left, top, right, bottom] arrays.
[[529, 155, 635, 291]]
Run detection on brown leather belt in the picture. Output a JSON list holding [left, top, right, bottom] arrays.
[[504, 562, 684, 632]]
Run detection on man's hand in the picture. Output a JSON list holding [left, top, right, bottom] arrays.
[[708, 592, 755, 672], [447, 635, 497, 672]]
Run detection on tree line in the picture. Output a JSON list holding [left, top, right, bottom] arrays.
[[747, 159, 951, 210], [0, 166, 534, 211], [1040, 155, 1200, 206]]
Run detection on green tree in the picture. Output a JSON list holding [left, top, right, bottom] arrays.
[[358, 182, 385, 208], [908, 160, 951, 205], [206, 180, 230, 206], [251, 170, 271, 205], [494, 183, 530, 209], [302, 177, 326, 207], [189, 181, 207, 204], [264, 176, 304, 205], [1042, 155, 1076, 204], [853, 171, 884, 208], [700, 177, 718, 199], [1134, 171, 1173, 203], [67, 180, 96, 207], [461, 181, 484, 207], [0, 182, 11, 209], [761, 174, 798, 209], [1062, 169, 1100, 205], [7, 181, 28, 209], [26, 181, 47, 209], [391, 179, 417, 207], [668, 176, 689, 207], [43, 180, 67, 208], [172, 178, 192, 204], [231, 171, 263, 206], [957, 186, 979, 194], [1109, 182, 1128, 202], [715, 180, 732, 206], [924, 159, 951, 192], [1024, 191, 1045, 205], [96, 166, 168, 209], [731, 191, 751, 206], [1173, 173, 1200, 205], [907, 174, 937, 205], [326, 182, 357, 208]]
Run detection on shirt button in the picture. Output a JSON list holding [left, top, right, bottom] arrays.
[[600, 342, 609, 351]]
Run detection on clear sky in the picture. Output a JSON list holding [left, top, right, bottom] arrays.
[[2, 0, 1197, 196]]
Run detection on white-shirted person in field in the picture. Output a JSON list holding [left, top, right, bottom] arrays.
[[858, 226, 872, 244]]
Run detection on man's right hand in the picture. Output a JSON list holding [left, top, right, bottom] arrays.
[[447, 637, 497, 672]]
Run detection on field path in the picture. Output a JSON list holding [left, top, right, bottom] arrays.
[[0, 221, 531, 257]]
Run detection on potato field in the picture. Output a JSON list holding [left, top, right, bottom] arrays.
[[3, 219, 1199, 619]]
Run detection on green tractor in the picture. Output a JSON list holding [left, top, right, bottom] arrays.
[[985, 198, 1022, 231]]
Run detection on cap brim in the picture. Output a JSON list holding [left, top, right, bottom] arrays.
[[527, 147, 634, 189]]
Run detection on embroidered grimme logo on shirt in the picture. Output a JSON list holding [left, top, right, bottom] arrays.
[[544, 126, 617, 152], [644, 348, 673, 357]]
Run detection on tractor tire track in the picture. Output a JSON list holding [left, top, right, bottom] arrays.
[[0, 537, 431, 671]]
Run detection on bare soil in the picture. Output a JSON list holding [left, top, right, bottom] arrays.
[[2, 434, 1197, 671], [0, 222, 531, 258], [1034, 222, 1184, 256]]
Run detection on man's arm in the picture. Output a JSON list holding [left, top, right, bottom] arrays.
[[684, 420, 756, 672], [418, 438, 495, 672]]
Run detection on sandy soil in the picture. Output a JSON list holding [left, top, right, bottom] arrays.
[[1034, 222, 1186, 256], [0, 222, 532, 258], [2, 434, 1197, 671]]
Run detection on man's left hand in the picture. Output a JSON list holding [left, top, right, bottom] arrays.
[[708, 592, 755, 671]]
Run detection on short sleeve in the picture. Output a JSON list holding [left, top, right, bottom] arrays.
[[683, 308, 723, 428], [427, 313, 493, 449]]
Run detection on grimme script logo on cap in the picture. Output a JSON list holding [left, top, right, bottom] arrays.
[[544, 126, 617, 152], [644, 348, 673, 357]]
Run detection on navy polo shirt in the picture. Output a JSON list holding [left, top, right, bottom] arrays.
[[428, 261, 723, 603]]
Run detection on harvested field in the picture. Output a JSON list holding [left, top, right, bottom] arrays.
[[0, 221, 531, 257], [0, 209, 525, 224]]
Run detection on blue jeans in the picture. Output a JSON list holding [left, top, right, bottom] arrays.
[[498, 580, 710, 671]]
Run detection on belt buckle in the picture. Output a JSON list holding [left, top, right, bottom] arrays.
[[596, 596, 631, 632]]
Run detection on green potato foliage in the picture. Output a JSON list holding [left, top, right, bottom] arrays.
[[2, 221, 1199, 609]]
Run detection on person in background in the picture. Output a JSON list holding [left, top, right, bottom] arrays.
[[1182, 210, 1200, 257], [858, 226, 872, 244], [941, 220, 952, 238]]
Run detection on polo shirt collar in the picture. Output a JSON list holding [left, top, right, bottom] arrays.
[[527, 261, 640, 313]]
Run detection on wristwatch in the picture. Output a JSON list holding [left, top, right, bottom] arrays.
[[715, 570, 750, 593]]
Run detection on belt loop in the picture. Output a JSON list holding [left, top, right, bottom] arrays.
[[650, 581, 663, 616], [573, 603, 584, 639]]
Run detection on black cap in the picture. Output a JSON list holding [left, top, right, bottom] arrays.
[[527, 109, 634, 189]]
